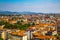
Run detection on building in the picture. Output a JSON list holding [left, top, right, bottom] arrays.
[[57, 19, 60, 35], [8, 30, 27, 40], [32, 31, 56, 40], [1, 30, 8, 40]]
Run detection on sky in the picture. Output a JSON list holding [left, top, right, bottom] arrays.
[[0, 0, 60, 13]]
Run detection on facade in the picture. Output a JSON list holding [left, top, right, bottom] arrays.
[[7, 30, 27, 40], [1, 31, 8, 40], [8, 34, 27, 40], [57, 19, 60, 35]]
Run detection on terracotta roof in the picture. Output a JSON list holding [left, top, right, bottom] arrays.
[[33, 36, 56, 39], [33, 30, 56, 39], [11, 30, 26, 36]]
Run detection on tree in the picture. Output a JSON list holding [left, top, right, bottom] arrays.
[[4, 22, 14, 29], [14, 23, 30, 30], [32, 22, 35, 26], [16, 21, 22, 25], [0, 34, 3, 40], [0, 21, 4, 25], [3, 21, 31, 30], [54, 34, 60, 40], [20, 20, 23, 22]]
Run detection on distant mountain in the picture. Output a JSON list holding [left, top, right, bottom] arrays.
[[0, 11, 42, 15], [0, 11, 20, 15], [0, 11, 59, 15]]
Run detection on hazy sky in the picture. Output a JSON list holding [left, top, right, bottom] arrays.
[[0, 0, 60, 13]]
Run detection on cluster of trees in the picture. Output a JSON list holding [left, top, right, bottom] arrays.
[[14, 21, 31, 30], [0, 37, 3, 40], [4, 22, 14, 29], [0, 34, 3, 40], [0, 21, 5, 25], [0, 20, 35, 30], [56, 34, 60, 40], [3, 21, 32, 30]]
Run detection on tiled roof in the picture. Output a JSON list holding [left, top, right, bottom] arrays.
[[11, 30, 26, 36]]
